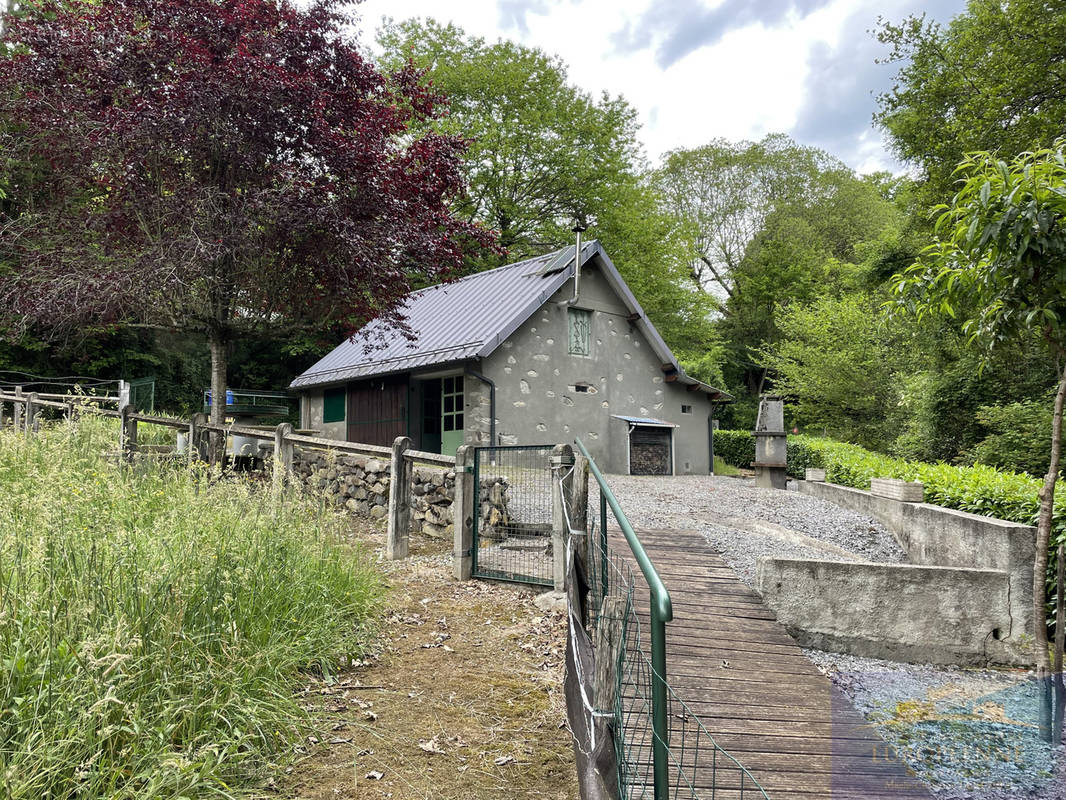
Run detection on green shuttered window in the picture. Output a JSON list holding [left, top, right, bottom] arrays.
[[323, 386, 346, 423]]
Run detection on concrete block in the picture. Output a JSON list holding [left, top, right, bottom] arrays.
[[804, 468, 826, 482], [870, 478, 924, 502], [756, 558, 1027, 665]]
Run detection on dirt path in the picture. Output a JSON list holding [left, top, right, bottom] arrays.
[[280, 521, 578, 800]]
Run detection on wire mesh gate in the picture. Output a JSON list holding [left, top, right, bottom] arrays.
[[471, 444, 555, 587]]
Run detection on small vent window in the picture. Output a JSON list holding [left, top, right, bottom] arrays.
[[323, 387, 346, 423], [681, 404, 693, 415], [568, 308, 592, 356]]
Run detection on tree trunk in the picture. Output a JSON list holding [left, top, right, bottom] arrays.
[[208, 332, 228, 465], [1036, 360, 1066, 741], [1055, 542, 1065, 742]]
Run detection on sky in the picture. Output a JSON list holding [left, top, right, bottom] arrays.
[[351, 0, 967, 174]]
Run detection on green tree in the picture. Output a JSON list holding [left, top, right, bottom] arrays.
[[877, 0, 1066, 204], [377, 19, 641, 264], [757, 294, 903, 448], [892, 142, 1066, 739]]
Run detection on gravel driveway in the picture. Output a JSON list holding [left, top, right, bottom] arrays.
[[595, 473, 904, 585]]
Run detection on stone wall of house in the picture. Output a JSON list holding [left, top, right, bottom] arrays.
[[292, 448, 510, 539]]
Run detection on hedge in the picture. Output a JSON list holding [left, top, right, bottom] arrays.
[[713, 429, 1066, 543]]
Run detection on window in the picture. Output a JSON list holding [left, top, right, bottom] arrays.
[[323, 387, 346, 423], [441, 375, 464, 432], [568, 308, 591, 356], [681, 404, 692, 415]]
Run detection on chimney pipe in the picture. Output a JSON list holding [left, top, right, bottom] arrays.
[[566, 219, 588, 306]]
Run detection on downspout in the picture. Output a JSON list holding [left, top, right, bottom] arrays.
[[465, 367, 496, 447]]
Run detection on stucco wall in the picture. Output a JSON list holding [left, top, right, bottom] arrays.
[[471, 262, 712, 474], [300, 389, 347, 441]]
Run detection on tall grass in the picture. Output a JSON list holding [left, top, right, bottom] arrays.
[[0, 416, 381, 798]]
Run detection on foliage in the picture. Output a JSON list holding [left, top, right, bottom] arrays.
[[877, 0, 1066, 205], [968, 398, 1053, 477], [712, 429, 1066, 542], [0, 415, 381, 798], [377, 18, 640, 264], [0, 0, 493, 427], [757, 294, 904, 450]]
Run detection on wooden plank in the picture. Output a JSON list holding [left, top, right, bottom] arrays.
[[602, 527, 933, 800]]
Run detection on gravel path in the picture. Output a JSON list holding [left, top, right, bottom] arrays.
[[595, 472, 1063, 800], [596, 473, 904, 585]]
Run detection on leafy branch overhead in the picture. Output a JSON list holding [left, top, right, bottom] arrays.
[[894, 144, 1066, 352]]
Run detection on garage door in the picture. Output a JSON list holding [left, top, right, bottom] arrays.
[[629, 425, 672, 475]]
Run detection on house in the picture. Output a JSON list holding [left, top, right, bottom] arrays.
[[289, 240, 730, 474]]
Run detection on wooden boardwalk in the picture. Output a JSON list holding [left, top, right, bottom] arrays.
[[612, 528, 933, 800]]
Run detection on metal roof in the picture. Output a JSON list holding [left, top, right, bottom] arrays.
[[289, 247, 581, 388], [612, 415, 679, 428], [290, 241, 732, 401]]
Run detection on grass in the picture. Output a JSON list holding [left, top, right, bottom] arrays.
[[712, 456, 741, 477], [0, 416, 382, 799]]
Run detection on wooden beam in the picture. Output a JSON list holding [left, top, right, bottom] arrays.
[[664, 374, 680, 382], [661, 363, 675, 373], [687, 382, 701, 392], [626, 312, 641, 323]]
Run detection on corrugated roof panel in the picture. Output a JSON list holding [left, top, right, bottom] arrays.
[[290, 247, 575, 388]]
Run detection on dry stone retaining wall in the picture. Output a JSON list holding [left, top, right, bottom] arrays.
[[293, 448, 510, 538]]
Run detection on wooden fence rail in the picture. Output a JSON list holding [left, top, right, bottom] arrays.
[[0, 391, 458, 561]]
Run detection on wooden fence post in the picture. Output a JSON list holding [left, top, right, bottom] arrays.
[[24, 392, 39, 436], [188, 413, 207, 465], [453, 445, 475, 580], [550, 443, 575, 593], [119, 404, 137, 460], [571, 454, 590, 575], [386, 436, 412, 560], [594, 596, 627, 716], [13, 386, 23, 432], [273, 422, 293, 496]]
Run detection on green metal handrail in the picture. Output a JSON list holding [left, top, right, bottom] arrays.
[[574, 437, 673, 800]]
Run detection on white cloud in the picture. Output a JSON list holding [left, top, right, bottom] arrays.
[[352, 0, 965, 172]]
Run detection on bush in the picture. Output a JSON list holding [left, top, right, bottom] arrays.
[[0, 417, 382, 799], [967, 398, 1052, 477], [712, 429, 755, 469]]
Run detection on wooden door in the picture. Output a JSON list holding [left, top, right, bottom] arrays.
[[346, 375, 409, 447]]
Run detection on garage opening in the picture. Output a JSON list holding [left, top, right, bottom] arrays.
[[629, 425, 673, 475]]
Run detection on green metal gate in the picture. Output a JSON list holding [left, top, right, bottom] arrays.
[[471, 444, 555, 587]]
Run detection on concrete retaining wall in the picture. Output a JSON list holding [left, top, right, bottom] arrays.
[[796, 479, 1037, 637], [756, 558, 1027, 665]]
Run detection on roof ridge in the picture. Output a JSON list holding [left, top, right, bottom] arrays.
[[407, 244, 573, 297]]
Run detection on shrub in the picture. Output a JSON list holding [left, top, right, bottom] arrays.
[[712, 429, 755, 469], [0, 416, 382, 799], [967, 398, 1052, 477]]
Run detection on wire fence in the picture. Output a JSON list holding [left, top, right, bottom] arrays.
[[573, 444, 771, 800]]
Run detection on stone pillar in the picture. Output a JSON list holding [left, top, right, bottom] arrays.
[[753, 395, 787, 490], [386, 436, 413, 560], [453, 445, 475, 580], [551, 443, 575, 592]]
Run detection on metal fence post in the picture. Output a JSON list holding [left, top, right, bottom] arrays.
[[24, 392, 38, 436], [550, 444, 574, 592], [386, 436, 412, 560], [453, 445, 475, 580]]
